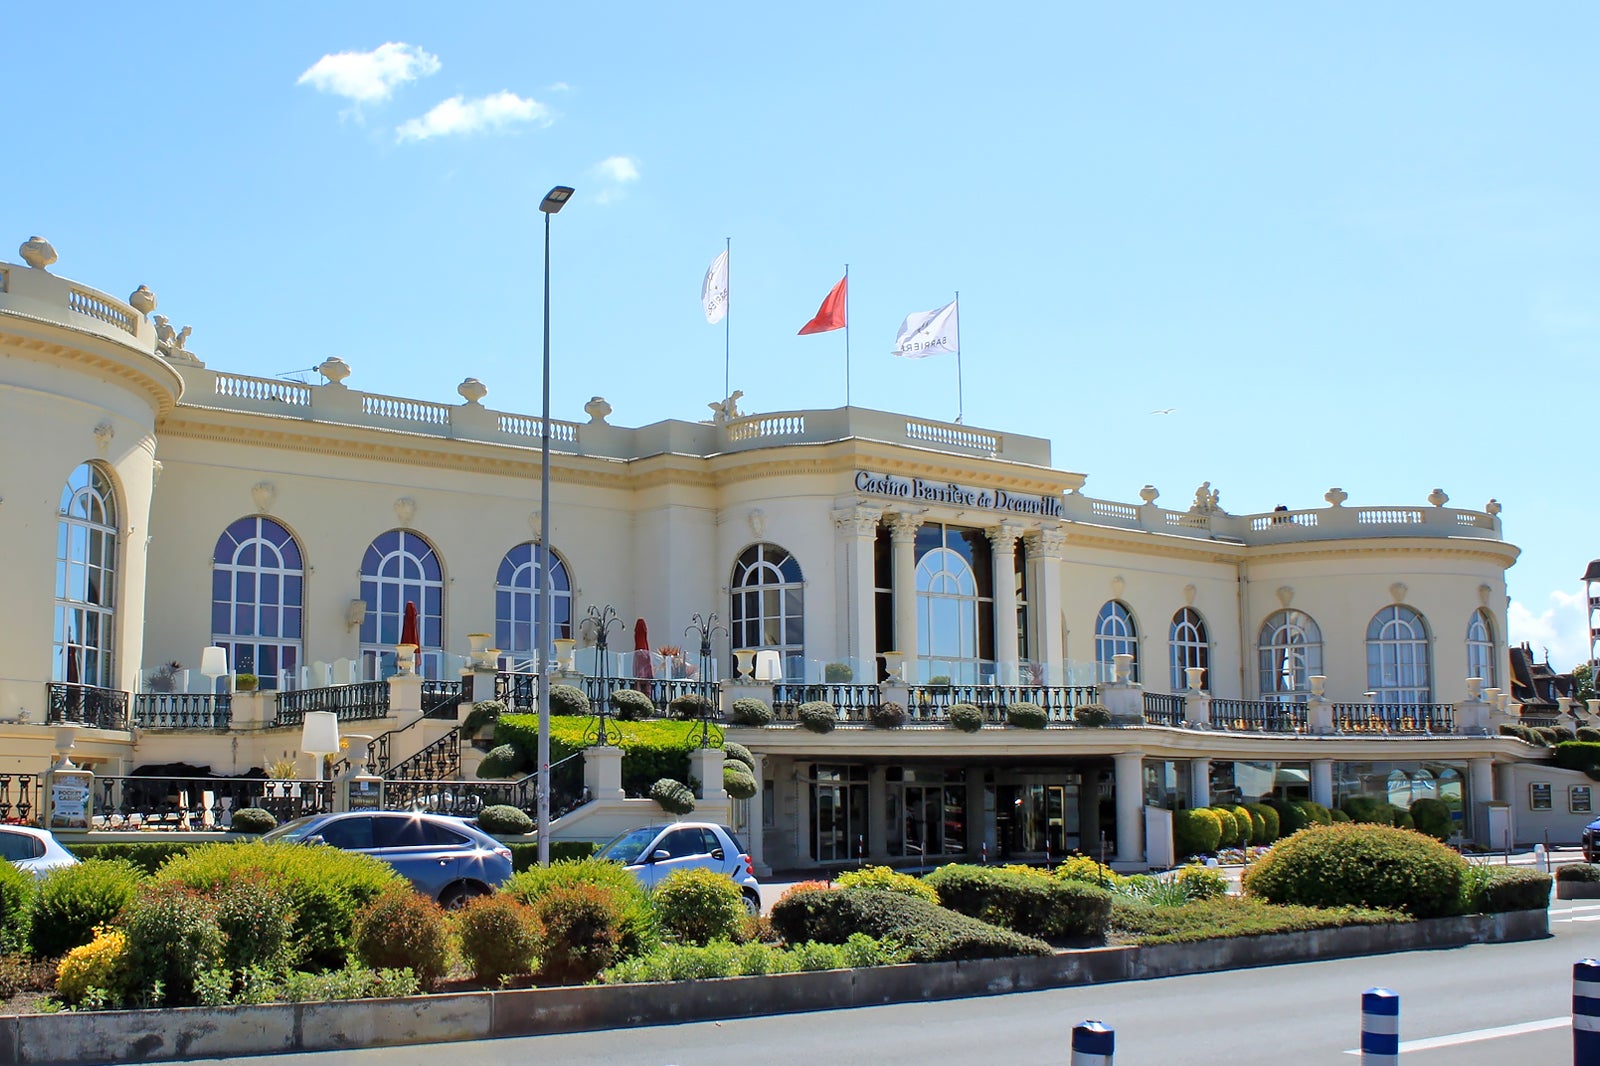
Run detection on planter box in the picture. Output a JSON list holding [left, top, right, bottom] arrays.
[[1557, 880, 1600, 899]]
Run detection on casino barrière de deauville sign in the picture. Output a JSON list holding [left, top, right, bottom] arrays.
[[855, 471, 1064, 518]]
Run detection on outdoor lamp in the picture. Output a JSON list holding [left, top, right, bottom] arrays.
[[200, 646, 228, 696], [300, 711, 340, 783]]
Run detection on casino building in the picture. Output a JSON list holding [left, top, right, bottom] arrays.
[[0, 237, 1585, 869]]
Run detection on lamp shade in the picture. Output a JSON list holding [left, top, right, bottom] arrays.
[[300, 711, 340, 756], [199, 646, 229, 679], [753, 650, 782, 682]]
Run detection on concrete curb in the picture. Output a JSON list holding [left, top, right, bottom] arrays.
[[0, 909, 1548, 1065]]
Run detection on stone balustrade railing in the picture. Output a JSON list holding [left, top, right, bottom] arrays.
[[1060, 491, 1502, 544]]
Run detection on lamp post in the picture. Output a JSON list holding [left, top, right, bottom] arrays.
[[684, 613, 727, 747], [581, 604, 625, 747], [536, 184, 574, 868]]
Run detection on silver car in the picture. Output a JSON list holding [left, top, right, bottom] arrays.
[[595, 821, 762, 914], [0, 825, 80, 879]]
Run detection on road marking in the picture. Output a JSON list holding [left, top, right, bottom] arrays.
[[1552, 915, 1600, 923], [1342, 1017, 1568, 1054]]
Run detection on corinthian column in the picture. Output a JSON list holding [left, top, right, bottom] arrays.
[[889, 512, 923, 679], [988, 523, 1024, 684], [833, 505, 881, 679]]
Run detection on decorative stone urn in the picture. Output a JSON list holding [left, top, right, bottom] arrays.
[[1185, 666, 1206, 693], [457, 378, 488, 405], [1309, 675, 1327, 698], [318, 357, 351, 386], [1324, 487, 1348, 507], [734, 649, 755, 682], [1112, 653, 1134, 685], [394, 644, 418, 677], [129, 285, 157, 315], [554, 638, 577, 674], [1466, 677, 1483, 701], [880, 651, 906, 684], [1139, 485, 1159, 504], [1428, 488, 1449, 507], [585, 396, 613, 424], [19, 236, 57, 269]]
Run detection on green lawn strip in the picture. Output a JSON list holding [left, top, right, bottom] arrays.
[[1109, 897, 1409, 945]]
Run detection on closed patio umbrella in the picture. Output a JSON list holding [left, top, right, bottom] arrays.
[[400, 600, 420, 674], [633, 618, 654, 683]]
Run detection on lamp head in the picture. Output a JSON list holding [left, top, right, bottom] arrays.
[[540, 186, 575, 214]]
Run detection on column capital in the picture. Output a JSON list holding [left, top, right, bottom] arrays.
[[832, 504, 882, 537], [987, 521, 1027, 553], [1025, 524, 1067, 559], [887, 510, 925, 543]]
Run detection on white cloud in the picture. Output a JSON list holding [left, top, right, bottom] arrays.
[[298, 43, 440, 103], [595, 156, 640, 183], [549, 81, 571, 92], [1508, 587, 1591, 671], [395, 91, 549, 143]]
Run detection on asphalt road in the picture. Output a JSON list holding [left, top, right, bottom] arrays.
[[195, 893, 1600, 1066]]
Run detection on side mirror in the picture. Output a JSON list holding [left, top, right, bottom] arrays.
[[651, 849, 672, 863]]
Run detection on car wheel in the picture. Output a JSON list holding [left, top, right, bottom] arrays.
[[742, 889, 761, 917], [440, 882, 490, 910]]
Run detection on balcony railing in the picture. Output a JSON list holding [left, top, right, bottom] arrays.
[[0, 774, 38, 824], [273, 682, 389, 727], [91, 775, 331, 830], [132, 693, 232, 730], [1142, 692, 1187, 727], [381, 752, 587, 819], [1331, 703, 1456, 734], [774, 684, 882, 721], [421, 680, 464, 719], [1210, 699, 1306, 733], [46, 683, 129, 731]]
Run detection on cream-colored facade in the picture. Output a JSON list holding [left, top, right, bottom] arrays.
[[0, 239, 1571, 867]]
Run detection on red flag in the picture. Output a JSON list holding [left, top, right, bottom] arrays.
[[798, 276, 848, 335]]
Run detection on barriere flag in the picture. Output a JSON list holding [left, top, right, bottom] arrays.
[[701, 249, 729, 324], [798, 276, 848, 335], [892, 298, 959, 358]]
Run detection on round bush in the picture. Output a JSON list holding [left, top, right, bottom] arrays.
[[55, 927, 128, 1005], [949, 702, 984, 732], [797, 701, 837, 734], [120, 881, 225, 1006], [611, 688, 657, 721], [835, 865, 939, 905], [1578, 727, 1600, 743], [1210, 806, 1240, 847], [531, 881, 626, 983], [1228, 805, 1254, 845], [455, 893, 540, 982], [1557, 863, 1600, 882], [1245, 803, 1280, 843], [476, 743, 526, 779], [30, 859, 145, 958], [0, 861, 34, 955], [1408, 798, 1452, 842], [505, 858, 658, 959], [1296, 800, 1333, 827], [459, 699, 505, 738], [1464, 865, 1551, 913], [1075, 703, 1112, 727], [1242, 822, 1467, 918], [1172, 808, 1223, 858], [230, 807, 277, 834], [211, 868, 298, 976], [654, 867, 747, 946], [1266, 799, 1308, 837], [1174, 864, 1229, 901], [730, 697, 774, 726], [669, 693, 714, 721], [352, 883, 452, 987], [870, 701, 908, 729], [1330, 809, 1352, 823], [649, 777, 696, 815], [723, 764, 758, 800], [548, 683, 591, 716], [722, 741, 755, 770], [1006, 702, 1048, 729], [478, 804, 535, 836]]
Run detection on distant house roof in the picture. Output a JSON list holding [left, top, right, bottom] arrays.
[[1584, 559, 1600, 583], [1508, 642, 1574, 709]]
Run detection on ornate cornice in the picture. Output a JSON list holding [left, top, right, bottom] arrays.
[[0, 321, 182, 417]]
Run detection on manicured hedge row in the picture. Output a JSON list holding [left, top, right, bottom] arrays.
[[506, 840, 599, 872], [497, 713, 724, 796], [65, 841, 195, 873], [1462, 865, 1551, 913], [770, 886, 1052, 962], [922, 864, 1111, 940]]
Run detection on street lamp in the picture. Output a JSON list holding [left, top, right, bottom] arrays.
[[536, 185, 574, 868]]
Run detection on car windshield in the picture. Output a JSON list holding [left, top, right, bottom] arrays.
[[595, 826, 665, 865], [260, 815, 324, 843]]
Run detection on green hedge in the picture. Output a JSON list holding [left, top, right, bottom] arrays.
[[1408, 798, 1453, 842], [506, 840, 598, 872], [1111, 897, 1407, 945], [1244, 803, 1280, 843], [1172, 808, 1223, 858], [1461, 865, 1552, 913], [0, 861, 33, 954], [1553, 741, 1600, 777], [922, 865, 1112, 940], [1242, 823, 1466, 919], [64, 841, 195, 874], [498, 713, 723, 797], [769, 886, 1052, 961]]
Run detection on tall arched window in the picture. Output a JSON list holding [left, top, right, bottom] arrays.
[[212, 516, 304, 690], [54, 462, 118, 688], [1169, 607, 1208, 692], [1094, 601, 1138, 683], [730, 543, 805, 681], [1257, 609, 1322, 700], [495, 542, 572, 666], [1466, 609, 1497, 688], [1367, 605, 1431, 704], [917, 547, 980, 682], [359, 530, 444, 679]]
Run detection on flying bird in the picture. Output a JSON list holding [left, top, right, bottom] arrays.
[[1150, 407, 1176, 415]]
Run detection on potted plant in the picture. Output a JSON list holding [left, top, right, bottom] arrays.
[[824, 662, 854, 683], [147, 660, 184, 693], [234, 672, 259, 692]]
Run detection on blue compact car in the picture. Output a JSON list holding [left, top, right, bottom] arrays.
[[1584, 818, 1600, 863], [263, 810, 513, 907]]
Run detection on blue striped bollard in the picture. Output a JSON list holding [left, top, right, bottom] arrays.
[[1360, 988, 1399, 1065], [1575, 959, 1600, 1065], [1071, 1020, 1113, 1065]]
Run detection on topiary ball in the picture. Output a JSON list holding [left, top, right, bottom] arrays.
[[730, 697, 774, 726], [549, 684, 591, 716], [669, 693, 714, 721], [476, 743, 526, 779], [649, 777, 696, 816], [949, 702, 984, 733], [870, 701, 907, 729], [1006, 702, 1047, 729], [1242, 822, 1467, 919], [722, 741, 756, 770], [610, 688, 656, 721], [722, 764, 758, 800], [797, 701, 837, 734], [229, 807, 277, 834], [1075, 703, 1112, 727], [477, 804, 534, 836]]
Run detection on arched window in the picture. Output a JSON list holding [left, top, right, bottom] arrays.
[[1466, 608, 1497, 689], [211, 517, 304, 690], [495, 542, 572, 666], [730, 543, 804, 681], [54, 462, 118, 688], [1169, 607, 1209, 692], [359, 530, 444, 679], [1257, 609, 1323, 700], [1367, 605, 1431, 704], [917, 547, 980, 682], [1094, 601, 1138, 683]]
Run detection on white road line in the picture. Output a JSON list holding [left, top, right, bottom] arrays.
[[1552, 915, 1600, 923], [1342, 1017, 1569, 1054]]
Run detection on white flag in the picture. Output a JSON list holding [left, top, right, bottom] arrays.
[[701, 249, 729, 324], [892, 298, 959, 358]]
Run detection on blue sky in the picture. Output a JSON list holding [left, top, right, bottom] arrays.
[[9, 4, 1597, 667]]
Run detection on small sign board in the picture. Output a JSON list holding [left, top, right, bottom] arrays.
[[49, 770, 92, 830], [1529, 782, 1553, 811], [347, 776, 382, 811], [1572, 786, 1593, 814]]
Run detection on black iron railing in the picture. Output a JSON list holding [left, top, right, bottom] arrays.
[[91, 775, 331, 829], [0, 774, 38, 824], [583, 677, 720, 715], [1331, 703, 1456, 734], [892, 685, 1100, 726], [495, 672, 537, 710], [1142, 691, 1187, 726], [273, 682, 389, 727], [421, 680, 464, 720], [46, 683, 129, 731], [132, 693, 232, 730], [772, 683, 882, 723], [1210, 699, 1306, 733], [387, 727, 461, 782], [384, 751, 587, 819]]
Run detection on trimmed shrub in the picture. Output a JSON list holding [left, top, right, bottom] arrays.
[[1266, 799, 1309, 837], [870, 701, 908, 729], [722, 742, 756, 770], [1231, 805, 1255, 845], [120, 882, 225, 1006], [230, 807, 277, 834], [723, 764, 759, 800], [477, 804, 535, 836], [1558, 863, 1600, 882], [1210, 806, 1240, 848], [459, 699, 505, 738], [1053, 856, 1120, 888], [1242, 823, 1467, 919], [1006, 702, 1048, 729], [1174, 864, 1229, 902], [922, 864, 1113, 940], [210, 868, 299, 981], [549, 684, 591, 717], [351, 884, 452, 987], [653, 867, 747, 946], [476, 744, 526, 780], [611, 688, 657, 722], [1553, 741, 1600, 775], [1578, 728, 1600, 744], [824, 662, 854, 682], [836, 865, 939, 905], [797, 701, 837, 733], [668, 693, 714, 721], [1295, 800, 1333, 827], [1408, 798, 1453, 842], [55, 927, 129, 1006], [63, 841, 193, 874], [507, 840, 598, 872], [1245, 803, 1280, 842], [455, 893, 540, 982], [1461, 865, 1551, 914], [1172, 808, 1223, 858], [30, 859, 145, 958], [1330, 809, 1352, 823], [1075, 703, 1113, 727], [770, 887, 1053, 961], [0, 862, 34, 955], [730, 697, 774, 726], [1341, 796, 1394, 825], [649, 777, 696, 815], [505, 858, 658, 958], [531, 882, 626, 983], [949, 702, 984, 732], [1535, 727, 1561, 747]]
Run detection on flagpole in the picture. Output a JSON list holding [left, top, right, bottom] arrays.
[[723, 237, 731, 402], [954, 291, 963, 425], [844, 263, 851, 408]]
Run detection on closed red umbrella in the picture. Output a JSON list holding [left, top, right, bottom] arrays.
[[400, 600, 420, 673], [633, 618, 654, 681]]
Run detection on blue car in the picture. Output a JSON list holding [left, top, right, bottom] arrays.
[[263, 811, 513, 907]]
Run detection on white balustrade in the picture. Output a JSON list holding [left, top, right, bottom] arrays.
[[68, 288, 135, 335], [213, 372, 312, 406]]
